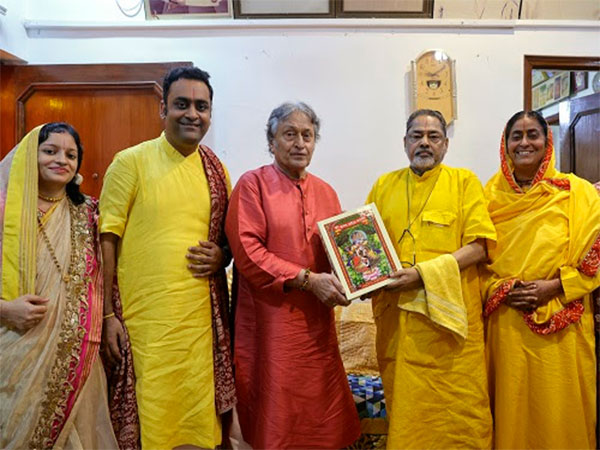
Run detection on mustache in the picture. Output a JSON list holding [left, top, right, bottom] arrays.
[[414, 150, 433, 157]]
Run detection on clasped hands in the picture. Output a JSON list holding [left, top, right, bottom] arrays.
[[504, 279, 561, 312]]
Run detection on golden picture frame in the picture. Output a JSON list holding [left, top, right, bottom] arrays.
[[234, 0, 334, 18], [336, 0, 433, 18], [144, 0, 232, 19]]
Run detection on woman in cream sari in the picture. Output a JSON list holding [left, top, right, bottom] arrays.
[[0, 123, 118, 449], [482, 111, 600, 449]]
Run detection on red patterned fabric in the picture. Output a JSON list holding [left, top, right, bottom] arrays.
[[543, 178, 571, 191], [483, 280, 517, 318], [103, 279, 141, 450], [579, 232, 600, 278], [484, 279, 585, 335], [199, 144, 236, 415], [523, 300, 585, 335]]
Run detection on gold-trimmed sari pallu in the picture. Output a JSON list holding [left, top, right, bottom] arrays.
[[482, 126, 600, 449], [0, 127, 117, 449]]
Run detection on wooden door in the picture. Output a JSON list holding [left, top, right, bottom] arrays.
[[0, 62, 191, 198], [559, 92, 600, 183], [559, 91, 600, 445]]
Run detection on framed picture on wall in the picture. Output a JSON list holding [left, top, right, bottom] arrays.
[[571, 71, 588, 94], [234, 0, 334, 18], [144, 0, 232, 19], [532, 71, 570, 110], [336, 0, 433, 18]]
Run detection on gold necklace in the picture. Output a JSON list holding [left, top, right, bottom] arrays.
[[37, 202, 76, 284], [39, 193, 66, 202]]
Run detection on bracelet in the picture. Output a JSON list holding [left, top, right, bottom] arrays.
[[103, 312, 115, 320], [300, 268, 311, 291]]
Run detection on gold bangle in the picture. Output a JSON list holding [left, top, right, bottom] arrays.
[[103, 312, 115, 320], [300, 268, 311, 291]]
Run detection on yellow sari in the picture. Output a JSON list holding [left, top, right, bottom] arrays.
[[0, 127, 117, 449], [482, 128, 600, 449]]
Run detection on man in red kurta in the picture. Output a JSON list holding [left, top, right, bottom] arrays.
[[225, 102, 360, 449]]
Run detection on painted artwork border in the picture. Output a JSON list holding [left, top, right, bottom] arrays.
[[144, 0, 233, 20], [318, 203, 401, 300], [336, 0, 433, 18], [234, 0, 335, 18]]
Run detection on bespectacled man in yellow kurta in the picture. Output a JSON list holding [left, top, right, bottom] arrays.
[[99, 66, 235, 450], [367, 109, 496, 449]]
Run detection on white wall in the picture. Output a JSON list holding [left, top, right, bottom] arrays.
[[5, 1, 600, 209], [0, 0, 28, 59]]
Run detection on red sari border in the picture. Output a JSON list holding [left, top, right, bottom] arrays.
[[31, 199, 103, 449], [483, 280, 517, 318], [523, 300, 585, 335], [543, 178, 571, 191], [579, 232, 600, 278], [484, 278, 585, 335]]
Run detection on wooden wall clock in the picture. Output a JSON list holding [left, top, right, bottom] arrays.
[[411, 49, 457, 125]]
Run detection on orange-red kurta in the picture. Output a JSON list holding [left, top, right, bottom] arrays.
[[225, 164, 360, 449]]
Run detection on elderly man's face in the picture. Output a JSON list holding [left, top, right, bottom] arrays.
[[404, 115, 448, 175], [269, 111, 316, 179]]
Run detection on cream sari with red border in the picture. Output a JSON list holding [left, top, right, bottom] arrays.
[[0, 126, 117, 449]]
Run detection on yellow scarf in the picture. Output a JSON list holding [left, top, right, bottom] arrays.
[[398, 254, 467, 340], [0, 126, 43, 301]]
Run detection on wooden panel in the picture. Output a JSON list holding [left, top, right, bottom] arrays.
[[570, 110, 599, 182], [0, 64, 17, 154], [19, 83, 163, 196], [0, 62, 192, 198], [559, 92, 600, 183], [0, 49, 27, 64]]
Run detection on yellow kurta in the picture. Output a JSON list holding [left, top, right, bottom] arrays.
[[483, 155, 599, 448], [367, 164, 496, 449], [100, 133, 224, 449]]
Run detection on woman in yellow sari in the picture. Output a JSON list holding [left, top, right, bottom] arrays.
[[482, 111, 600, 449], [0, 123, 118, 448]]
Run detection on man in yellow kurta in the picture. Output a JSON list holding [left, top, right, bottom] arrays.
[[367, 109, 496, 449], [99, 67, 234, 449]]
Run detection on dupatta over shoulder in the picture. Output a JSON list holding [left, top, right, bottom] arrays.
[[482, 125, 600, 334]]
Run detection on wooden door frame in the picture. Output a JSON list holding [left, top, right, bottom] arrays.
[[559, 92, 600, 175], [523, 55, 600, 110]]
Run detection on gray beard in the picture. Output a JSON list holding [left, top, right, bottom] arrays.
[[410, 155, 436, 174]]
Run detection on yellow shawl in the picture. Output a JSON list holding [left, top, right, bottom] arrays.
[[398, 253, 467, 340], [0, 126, 42, 301], [483, 126, 600, 333]]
